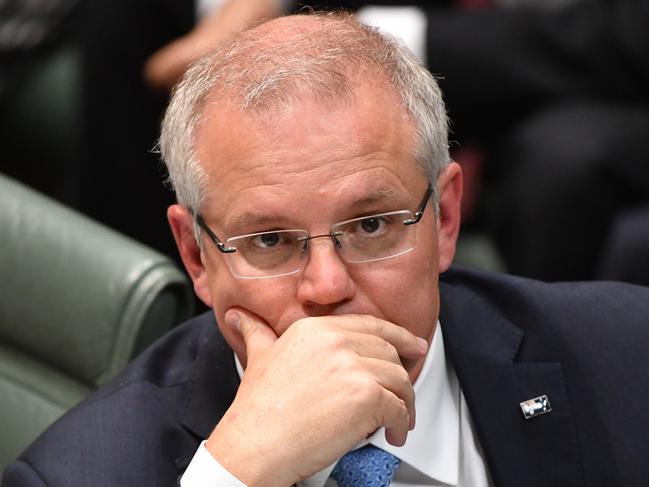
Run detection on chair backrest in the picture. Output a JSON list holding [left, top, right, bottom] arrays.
[[0, 173, 194, 470]]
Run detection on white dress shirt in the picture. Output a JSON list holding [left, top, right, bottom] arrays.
[[181, 322, 492, 486]]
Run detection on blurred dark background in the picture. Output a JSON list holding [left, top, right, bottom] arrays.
[[2, 0, 648, 286]]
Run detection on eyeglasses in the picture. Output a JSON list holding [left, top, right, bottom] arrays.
[[196, 184, 433, 279]]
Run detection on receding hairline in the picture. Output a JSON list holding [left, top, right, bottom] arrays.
[[189, 12, 421, 171], [160, 11, 450, 221], [196, 61, 406, 130], [193, 74, 420, 209]]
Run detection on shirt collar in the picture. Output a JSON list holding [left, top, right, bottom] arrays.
[[371, 320, 460, 485]]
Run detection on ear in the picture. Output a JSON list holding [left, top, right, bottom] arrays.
[[436, 162, 463, 273], [167, 204, 213, 307]]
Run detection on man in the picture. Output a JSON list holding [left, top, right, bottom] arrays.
[[4, 12, 649, 487]]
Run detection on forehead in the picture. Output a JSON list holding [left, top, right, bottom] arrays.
[[194, 80, 424, 225]]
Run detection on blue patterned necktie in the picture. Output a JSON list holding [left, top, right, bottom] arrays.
[[331, 445, 401, 487]]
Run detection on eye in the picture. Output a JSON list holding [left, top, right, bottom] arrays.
[[361, 217, 381, 233], [357, 216, 389, 236], [251, 232, 283, 248]]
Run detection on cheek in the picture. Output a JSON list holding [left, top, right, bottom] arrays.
[[362, 243, 439, 339]]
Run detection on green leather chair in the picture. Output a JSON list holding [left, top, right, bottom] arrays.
[[0, 173, 194, 471]]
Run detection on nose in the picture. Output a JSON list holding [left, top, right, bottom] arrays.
[[296, 235, 356, 308]]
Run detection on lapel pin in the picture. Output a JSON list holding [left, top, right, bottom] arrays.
[[520, 395, 552, 419]]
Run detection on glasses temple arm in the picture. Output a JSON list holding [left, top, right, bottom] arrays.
[[403, 184, 433, 225], [195, 214, 237, 253]]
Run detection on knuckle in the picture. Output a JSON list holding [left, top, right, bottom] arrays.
[[398, 366, 411, 386], [396, 326, 414, 345], [288, 318, 308, 337], [389, 364, 413, 402], [391, 397, 409, 424], [381, 397, 408, 428], [293, 316, 316, 330], [324, 330, 347, 350], [361, 314, 385, 335], [347, 374, 381, 411], [371, 316, 387, 335], [337, 350, 359, 372], [360, 377, 383, 402], [383, 341, 400, 363], [331, 351, 363, 381], [397, 397, 408, 415]]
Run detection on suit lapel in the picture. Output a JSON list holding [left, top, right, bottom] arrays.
[[175, 315, 241, 472], [440, 280, 585, 487]]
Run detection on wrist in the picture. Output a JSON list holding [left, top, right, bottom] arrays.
[[205, 415, 297, 487]]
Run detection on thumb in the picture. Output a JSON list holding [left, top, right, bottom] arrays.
[[225, 308, 277, 363]]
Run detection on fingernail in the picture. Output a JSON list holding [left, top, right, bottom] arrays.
[[416, 337, 428, 354], [225, 310, 241, 332]]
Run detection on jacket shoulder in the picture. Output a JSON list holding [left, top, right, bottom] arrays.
[[441, 267, 649, 337], [4, 312, 228, 486]]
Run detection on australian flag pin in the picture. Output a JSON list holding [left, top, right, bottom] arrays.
[[520, 395, 552, 419]]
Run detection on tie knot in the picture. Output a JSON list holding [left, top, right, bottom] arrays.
[[331, 445, 401, 487]]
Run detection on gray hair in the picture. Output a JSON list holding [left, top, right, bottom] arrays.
[[160, 12, 450, 229]]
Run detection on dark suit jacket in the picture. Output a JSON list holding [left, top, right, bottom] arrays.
[[4, 268, 649, 486]]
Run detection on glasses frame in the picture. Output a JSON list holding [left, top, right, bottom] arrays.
[[195, 183, 433, 273]]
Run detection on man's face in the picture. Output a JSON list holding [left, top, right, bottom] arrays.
[[170, 80, 461, 380]]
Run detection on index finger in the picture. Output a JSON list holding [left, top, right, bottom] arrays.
[[324, 314, 429, 359]]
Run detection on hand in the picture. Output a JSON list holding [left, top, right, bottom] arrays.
[[143, 0, 285, 92], [205, 309, 428, 487], [143, 34, 207, 92]]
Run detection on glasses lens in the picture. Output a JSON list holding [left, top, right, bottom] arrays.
[[333, 210, 415, 263], [226, 230, 307, 278]]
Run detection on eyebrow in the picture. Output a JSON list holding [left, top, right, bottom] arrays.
[[228, 212, 293, 229], [226, 187, 408, 230], [345, 188, 407, 211]]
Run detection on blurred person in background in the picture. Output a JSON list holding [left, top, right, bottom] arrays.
[[78, 0, 288, 259], [421, 0, 649, 281], [597, 205, 649, 286], [0, 0, 84, 202]]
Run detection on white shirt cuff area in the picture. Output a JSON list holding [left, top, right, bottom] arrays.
[[180, 440, 246, 487]]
